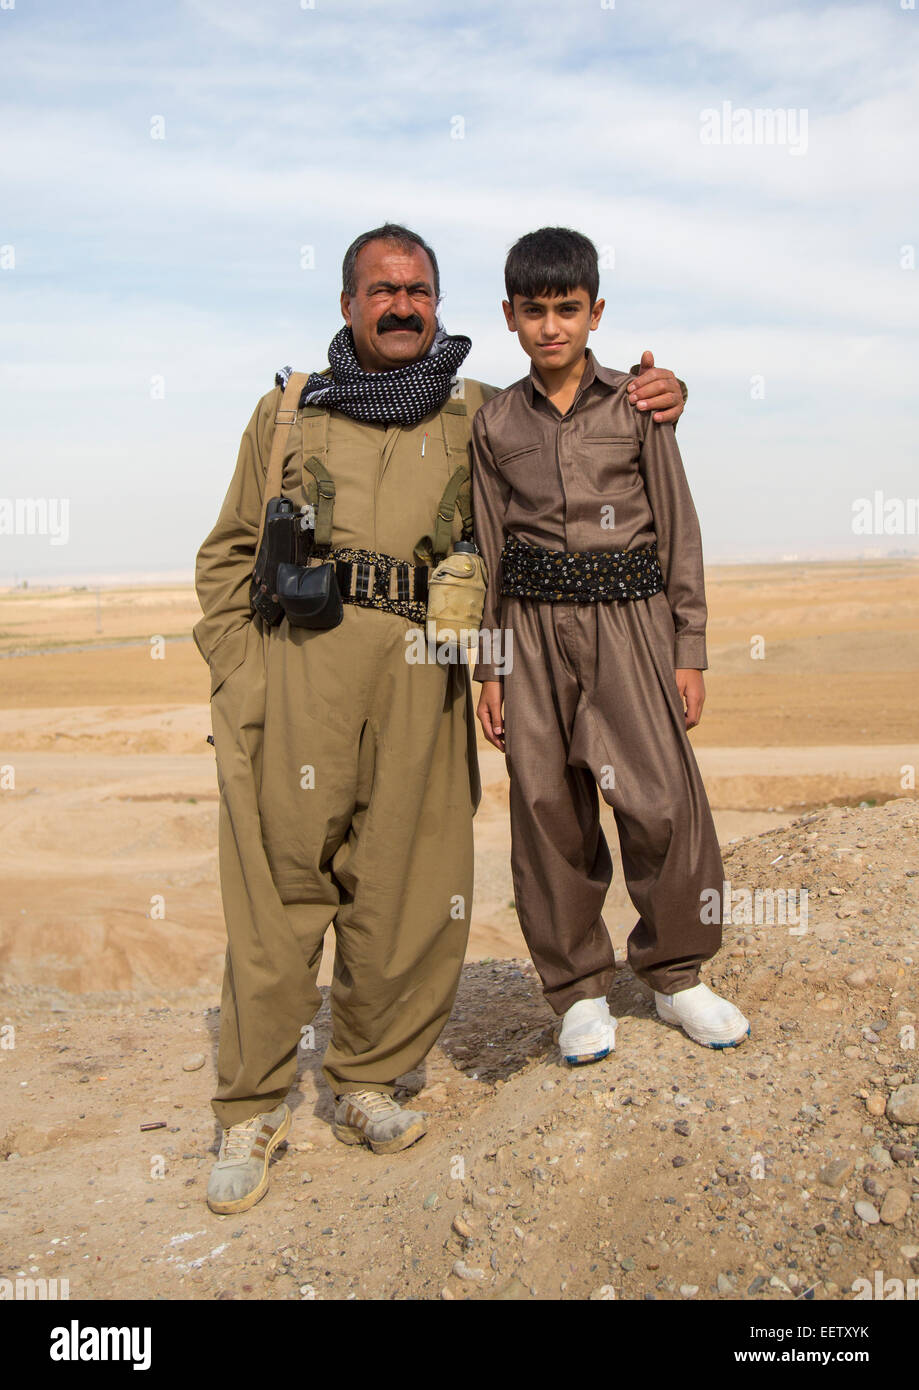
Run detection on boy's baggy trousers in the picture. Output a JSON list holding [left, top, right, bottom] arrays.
[[503, 590, 724, 1015]]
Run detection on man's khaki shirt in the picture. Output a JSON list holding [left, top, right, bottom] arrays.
[[470, 350, 708, 682], [194, 377, 496, 697]]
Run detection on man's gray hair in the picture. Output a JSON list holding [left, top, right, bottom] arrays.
[[341, 223, 441, 299]]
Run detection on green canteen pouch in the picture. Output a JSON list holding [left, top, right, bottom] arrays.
[[425, 549, 487, 647]]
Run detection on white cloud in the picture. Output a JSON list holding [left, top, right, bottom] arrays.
[[1, 0, 916, 576]]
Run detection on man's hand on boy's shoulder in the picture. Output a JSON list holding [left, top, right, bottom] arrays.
[[628, 349, 688, 425]]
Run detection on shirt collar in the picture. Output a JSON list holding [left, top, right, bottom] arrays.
[[524, 348, 619, 405]]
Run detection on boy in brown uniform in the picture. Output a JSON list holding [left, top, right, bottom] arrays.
[[472, 227, 749, 1064]]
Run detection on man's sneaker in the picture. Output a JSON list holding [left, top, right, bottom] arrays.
[[654, 981, 750, 1048], [332, 1090, 427, 1154], [206, 1101, 291, 1215], [558, 997, 617, 1065]]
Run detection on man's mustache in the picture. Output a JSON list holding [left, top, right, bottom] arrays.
[[377, 313, 424, 334]]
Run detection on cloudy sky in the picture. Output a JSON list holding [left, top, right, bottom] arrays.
[[1, 0, 917, 582]]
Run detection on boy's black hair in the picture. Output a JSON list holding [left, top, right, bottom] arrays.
[[504, 227, 600, 308]]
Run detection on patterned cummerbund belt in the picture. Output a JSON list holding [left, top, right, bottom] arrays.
[[500, 533, 664, 604], [330, 546, 430, 625]]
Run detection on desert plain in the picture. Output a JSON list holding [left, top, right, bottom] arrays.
[[0, 558, 917, 1302]]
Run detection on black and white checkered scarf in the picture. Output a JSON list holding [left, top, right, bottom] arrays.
[[276, 323, 471, 428]]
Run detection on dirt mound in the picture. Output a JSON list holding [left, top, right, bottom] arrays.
[[1, 799, 917, 1300]]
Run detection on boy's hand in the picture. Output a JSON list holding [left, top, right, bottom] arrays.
[[628, 349, 686, 424], [477, 679, 505, 752], [676, 668, 705, 729]]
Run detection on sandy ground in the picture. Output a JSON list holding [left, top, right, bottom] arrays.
[[1, 799, 917, 1302], [0, 560, 917, 1300], [1, 740, 915, 996]]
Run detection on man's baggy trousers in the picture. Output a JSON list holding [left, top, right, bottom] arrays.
[[209, 606, 477, 1128], [502, 591, 723, 1015]]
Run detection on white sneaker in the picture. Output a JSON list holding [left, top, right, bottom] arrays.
[[559, 997, 617, 1066], [654, 981, 750, 1048]]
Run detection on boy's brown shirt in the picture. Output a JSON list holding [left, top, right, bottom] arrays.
[[470, 349, 708, 681]]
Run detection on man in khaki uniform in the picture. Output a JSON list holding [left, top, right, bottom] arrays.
[[193, 223, 688, 1214]]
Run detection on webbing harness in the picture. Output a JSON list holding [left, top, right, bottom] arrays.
[[292, 391, 473, 621]]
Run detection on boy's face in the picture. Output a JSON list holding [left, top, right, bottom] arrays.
[[502, 286, 605, 374]]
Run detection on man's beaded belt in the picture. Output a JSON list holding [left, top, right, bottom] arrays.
[[500, 533, 664, 604], [328, 545, 430, 625]]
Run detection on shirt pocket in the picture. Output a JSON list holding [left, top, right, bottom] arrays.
[[577, 435, 641, 495], [493, 443, 555, 515], [494, 443, 541, 469]]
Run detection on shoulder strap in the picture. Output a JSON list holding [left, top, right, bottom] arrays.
[[256, 371, 309, 551], [439, 394, 469, 458], [302, 455, 336, 546], [433, 464, 472, 560]]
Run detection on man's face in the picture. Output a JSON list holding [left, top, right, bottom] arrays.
[[341, 241, 439, 372], [503, 287, 604, 374]]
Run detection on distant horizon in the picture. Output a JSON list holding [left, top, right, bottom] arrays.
[[4, 549, 919, 594]]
